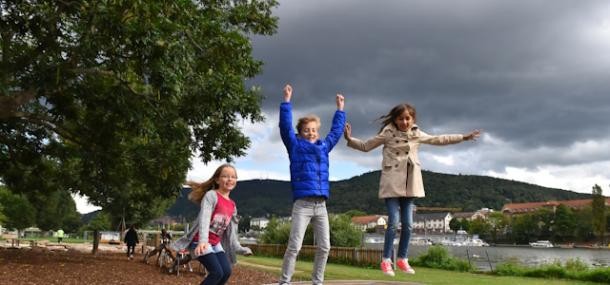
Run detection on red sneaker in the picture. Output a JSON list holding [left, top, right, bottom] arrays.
[[380, 260, 395, 277], [396, 258, 415, 274]]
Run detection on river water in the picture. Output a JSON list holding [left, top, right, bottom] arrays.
[[364, 239, 610, 271]]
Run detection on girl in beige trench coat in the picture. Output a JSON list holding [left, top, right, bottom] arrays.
[[344, 103, 480, 277]]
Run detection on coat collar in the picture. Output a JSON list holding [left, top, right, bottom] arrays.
[[383, 123, 419, 134]]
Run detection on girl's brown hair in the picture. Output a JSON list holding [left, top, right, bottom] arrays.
[[377, 103, 417, 133], [186, 164, 236, 204]]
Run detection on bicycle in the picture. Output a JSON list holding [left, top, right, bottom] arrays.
[[170, 249, 206, 276], [143, 243, 175, 272]]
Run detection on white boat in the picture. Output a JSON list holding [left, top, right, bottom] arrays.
[[463, 238, 490, 247], [529, 240, 554, 248], [410, 237, 433, 245]]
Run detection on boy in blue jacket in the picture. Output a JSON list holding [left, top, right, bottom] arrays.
[[278, 84, 346, 285]]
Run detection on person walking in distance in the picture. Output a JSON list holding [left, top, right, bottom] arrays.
[[124, 224, 139, 260]]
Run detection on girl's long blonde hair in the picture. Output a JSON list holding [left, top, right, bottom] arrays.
[[186, 164, 236, 204]]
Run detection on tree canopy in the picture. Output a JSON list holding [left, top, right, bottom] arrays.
[[591, 184, 607, 243], [1, 1, 278, 225]]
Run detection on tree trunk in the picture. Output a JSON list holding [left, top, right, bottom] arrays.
[[92, 230, 100, 255]]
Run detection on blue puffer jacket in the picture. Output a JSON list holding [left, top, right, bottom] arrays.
[[279, 102, 346, 201]]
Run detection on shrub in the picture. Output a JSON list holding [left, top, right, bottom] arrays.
[[494, 259, 526, 276], [564, 258, 589, 272], [495, 257, 610, 284], [523, 263, 566, 279], [576, 267, 610, 284], [412, 245, 473, 272]]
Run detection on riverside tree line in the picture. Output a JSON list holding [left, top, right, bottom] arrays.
[[451, 184, 608, 245]]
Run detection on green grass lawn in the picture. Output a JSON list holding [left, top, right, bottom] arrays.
[[237, 255, 602, 285], [8, 237, 90, 244]]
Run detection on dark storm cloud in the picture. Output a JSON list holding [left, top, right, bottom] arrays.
[[247, 0, 610, 175]]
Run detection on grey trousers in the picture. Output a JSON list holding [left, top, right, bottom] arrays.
[[279, 198, 330, 285]]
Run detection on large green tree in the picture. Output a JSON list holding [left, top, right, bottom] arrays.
[[1, 1, 278, 225], [591, 184, 607, 244], [552, 204, 576, 242], [329, 214, 362, 247], [449, 217, 461, 233], [487, 212, 508, 243], [510, 214, 538, 244], [573, 206, 595, 242], [0, 188, 36, 236]]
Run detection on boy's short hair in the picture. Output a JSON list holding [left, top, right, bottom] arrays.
[[296, 115, 321, 133]]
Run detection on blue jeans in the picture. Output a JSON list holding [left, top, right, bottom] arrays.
[[197, 251, 231, 285], [383, 197, 414, 259]]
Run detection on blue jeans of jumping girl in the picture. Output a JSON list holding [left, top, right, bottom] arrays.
[[383, 197, 415, 259], [193, 243, 231, 285]]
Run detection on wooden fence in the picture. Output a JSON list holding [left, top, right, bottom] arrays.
[[247, 244, 384, 267]]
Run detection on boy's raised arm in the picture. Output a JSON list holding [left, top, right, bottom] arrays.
[[325, 93, 346, 151], [284, 84, 292, 102], [336, 93, 344, 111], [279, 84, 297, 148]]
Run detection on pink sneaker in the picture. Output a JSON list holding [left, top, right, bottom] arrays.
[[380, 260, 395, 277], [396, 258, 415, 274]]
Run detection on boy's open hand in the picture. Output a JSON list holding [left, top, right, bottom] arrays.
[[336, 94, 344, 110], [283, 84, 292, 102]]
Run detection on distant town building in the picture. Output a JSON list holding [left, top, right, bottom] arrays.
[[351, 215, 388, 231], [502, 198, 610, 215], [413, 212, 453, 233], [453, 208, 495, 220], [451, 211, 476, 220], [149, 215, 179, 227], [250, 217, 270, 230]]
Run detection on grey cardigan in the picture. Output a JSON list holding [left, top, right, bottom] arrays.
[[170, 190, 252, 264]]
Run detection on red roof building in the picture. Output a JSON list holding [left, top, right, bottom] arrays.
[[351, 215, 388, 231], [501, 198, 610, 215]]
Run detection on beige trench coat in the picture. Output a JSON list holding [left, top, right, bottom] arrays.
[[347, 124, 464, 199]]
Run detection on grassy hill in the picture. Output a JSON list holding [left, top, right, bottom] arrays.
[[166, 170, 591, 219]]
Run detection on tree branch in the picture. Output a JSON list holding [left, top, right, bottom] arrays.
[[0, 89, 37, 120]]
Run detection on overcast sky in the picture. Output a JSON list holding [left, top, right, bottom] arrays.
[[78, 0, 610, 213]]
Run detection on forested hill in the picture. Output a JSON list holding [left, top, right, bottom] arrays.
[[166, 170, 591, 220]]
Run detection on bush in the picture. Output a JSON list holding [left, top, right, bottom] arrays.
[[564, 258, 589, 272], [412, 245, 473, 272], [575, 267, 610, 284], [259, 218, 292, 244], [495, 258, 610, 284], [494, 259, 526, 276], [523, 262, 566, 279]]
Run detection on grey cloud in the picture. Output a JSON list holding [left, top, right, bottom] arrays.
[[247, 0, 610, 176]]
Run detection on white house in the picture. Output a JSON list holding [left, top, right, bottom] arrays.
[[413, 212, 453, 233], [250, 217, 270, 230], [452, 208, 494, 221], [351, 215, 388, 231]]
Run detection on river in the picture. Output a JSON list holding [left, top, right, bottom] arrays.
[[363, 238, 610, 271]]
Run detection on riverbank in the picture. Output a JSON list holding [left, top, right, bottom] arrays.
[[364, 241, 610, 270]]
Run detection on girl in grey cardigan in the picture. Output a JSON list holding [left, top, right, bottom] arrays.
[[171, 164, 252, 285]]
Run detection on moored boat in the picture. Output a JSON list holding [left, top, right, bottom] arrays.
[[529, 240, 554, 248]]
